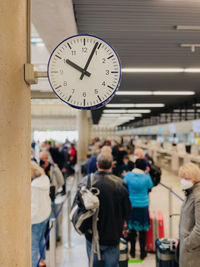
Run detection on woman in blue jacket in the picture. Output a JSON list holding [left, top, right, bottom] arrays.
[[124, 159, 154, 260]]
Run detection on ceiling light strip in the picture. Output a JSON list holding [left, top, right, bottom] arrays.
[[116, 91, 195, 96], [102, 113, 142, 117], [106, 104, 164, 108], [116, 91, 152, 96], [135, 104, 164, 107], [104, 109, 150, 113], [176, 26, 200, 31], [122, 68, 200, 73]]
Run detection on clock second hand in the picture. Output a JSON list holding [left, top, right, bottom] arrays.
[[66, 59, 91, 77], [80, 41, 99, 80]]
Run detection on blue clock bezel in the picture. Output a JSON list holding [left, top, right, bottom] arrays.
[[47, 33, 121, 110]]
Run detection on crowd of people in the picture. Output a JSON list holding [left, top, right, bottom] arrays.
[[31, 137, 200, 267], [31, 140, 77, 267], [79, 138, 155, 265]]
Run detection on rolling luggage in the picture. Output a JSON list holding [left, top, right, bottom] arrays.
[[119, 238, 128, 267], [146, 210, 165, 252], [156, 238, 179, 267]]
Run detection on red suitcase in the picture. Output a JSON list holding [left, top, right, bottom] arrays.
[[146, 210, 165, 252]]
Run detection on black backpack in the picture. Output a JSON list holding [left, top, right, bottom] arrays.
[[149, 164, 161, 186]]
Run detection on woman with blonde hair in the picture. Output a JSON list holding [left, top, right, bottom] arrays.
[[31, 161, 51, 267], [179, 162, 200, 267]]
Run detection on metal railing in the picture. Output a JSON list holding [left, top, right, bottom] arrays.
[[160, 182, 184, 238]]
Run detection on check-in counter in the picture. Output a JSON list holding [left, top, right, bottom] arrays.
[[135, 140, 200, 172], [189, 154, 200, 168]]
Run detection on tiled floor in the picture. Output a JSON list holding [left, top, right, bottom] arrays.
[[46, 168, 184, 267]]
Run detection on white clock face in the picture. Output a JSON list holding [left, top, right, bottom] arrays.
[[47, 34, 121, 109]]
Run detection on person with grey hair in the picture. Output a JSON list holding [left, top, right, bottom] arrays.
[[77, 151, 131, 267], [178, 162, 200, 267], [87, 145, 112, 175], [31, 161, 51, 267]]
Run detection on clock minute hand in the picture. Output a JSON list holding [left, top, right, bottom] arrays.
[[66, 59, 91, 77], [80, 41, 99, 80]]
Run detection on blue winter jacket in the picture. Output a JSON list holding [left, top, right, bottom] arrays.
[[124, 171, 153, 207]]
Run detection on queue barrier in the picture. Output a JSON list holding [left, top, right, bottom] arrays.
[[160, 182, 184, 238]]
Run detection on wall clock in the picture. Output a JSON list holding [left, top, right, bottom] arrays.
[[47, 34, 121, 109]]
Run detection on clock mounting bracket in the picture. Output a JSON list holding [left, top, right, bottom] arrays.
[[24, 63, 47, 85]]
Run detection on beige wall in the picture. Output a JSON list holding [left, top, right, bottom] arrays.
[[0, 1, 31, 266]]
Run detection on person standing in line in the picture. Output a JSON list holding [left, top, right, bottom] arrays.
[[31, 161, 51, 267], [39, 152, 64, 240], [134, 148, 150, 172], [178, 163, 200, 267], [124, 159, 154, 260], [87, 145, 112, 175], [69, 143, 77, 166], [121, 155, 135, 178], [78, 152, 131, 267], [39, 151, 64, 199], [115, 144, 127, 177]]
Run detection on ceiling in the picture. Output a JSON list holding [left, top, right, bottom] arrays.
[[73, 0, 200, 126], [31, 0, 200, 129]]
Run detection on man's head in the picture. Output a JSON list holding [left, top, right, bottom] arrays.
[[134, 148, 145, 159], [118, 144, 124, 151], [55, 142, 62, 149], [123, 155, 130, 164], [112, 140, 118, 146], [135, 159, 147, 171], [101, 145, 112, 154], [41, 141, 51, 151], [97, 152, 113, 171], [39, 151, 49, 169]]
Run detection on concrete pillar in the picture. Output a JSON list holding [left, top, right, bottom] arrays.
[[77, 110, 90, 163], [0, 1, 31, 266], [87, 118, 92, 145]]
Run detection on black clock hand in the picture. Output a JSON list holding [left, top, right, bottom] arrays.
[[80, 41, 99, 80], [66, 59, 91, 77]]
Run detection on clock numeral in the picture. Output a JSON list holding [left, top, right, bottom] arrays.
[[95, 51, 98, 55], [72, 89, 75, 94], [102, 81, 106, 86], [106, 70, 109, 75], [94, 89, 98, 94], [71, 50, 76, 56], [63, 81, 67, 86], [60, 70, 64, 75], [82, 47, 87, 53], [102, 58, 106, 63], [83, 92, 86, 97]]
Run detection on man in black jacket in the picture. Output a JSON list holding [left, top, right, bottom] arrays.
[[121, 155, 135, 178], [79, 151, 131, 267]]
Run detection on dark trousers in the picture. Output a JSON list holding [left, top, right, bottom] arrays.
[[129, 229, 146, 254]]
